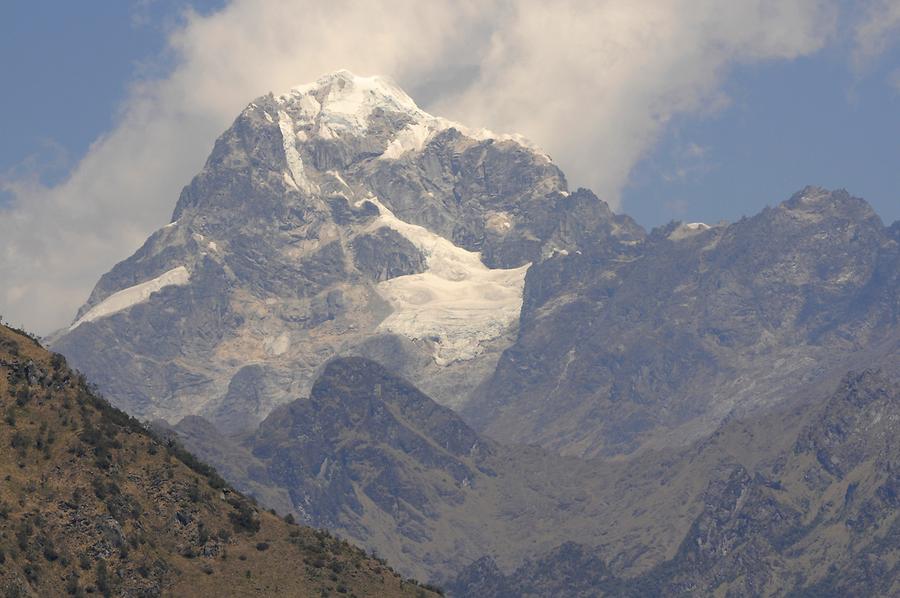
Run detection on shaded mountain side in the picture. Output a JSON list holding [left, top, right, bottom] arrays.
[[448, 370, 900, 597], [467, 187, 900, 458], [0, 325, 438, 598], [152, 414, 297, 518], [171, 355, 843, 589]]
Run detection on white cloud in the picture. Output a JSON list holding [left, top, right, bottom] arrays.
[[438, 0, 838, 205], [852, 0, 900, 70], [0, 0, 838, 334]]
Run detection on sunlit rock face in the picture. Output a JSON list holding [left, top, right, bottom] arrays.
[[52, 70, 637, 432]]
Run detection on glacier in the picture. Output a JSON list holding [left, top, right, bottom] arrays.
[[359, 197, 529, 365]]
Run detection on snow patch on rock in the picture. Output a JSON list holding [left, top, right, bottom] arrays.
[[277, 110, 318, 195], [485, 212, 514, 234], [283, 171, 299, 191], [381, 122, 434, 160], [669, 222, 711, 241], [358, 196, 529, 365], [327, 170, 351, 190], [377, 111, 545, 162], [71, 266, 190, 330]]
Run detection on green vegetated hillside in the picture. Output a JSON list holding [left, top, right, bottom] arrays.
[[0, 324, 439, 598]]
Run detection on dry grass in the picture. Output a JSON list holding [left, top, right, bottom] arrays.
[[0, 325, 439, 597]]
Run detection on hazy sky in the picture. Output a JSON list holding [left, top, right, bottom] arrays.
[[2, 0, 899, 334]]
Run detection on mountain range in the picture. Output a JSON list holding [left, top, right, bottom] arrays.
[[47, 71, 899, 596]]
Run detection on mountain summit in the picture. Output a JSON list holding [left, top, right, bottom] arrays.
[[263, 70, 535, 158], [53, 70, 639, 433]]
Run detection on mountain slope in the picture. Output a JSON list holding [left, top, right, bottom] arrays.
[[449, 370, 900, 597], [0, 324, 438, 597], [171, 355, 827, 588], [172, 351, 900, 595], [51, 70, 640, 433], [467, 187, 900, 457], [173, 357, 691, 582]]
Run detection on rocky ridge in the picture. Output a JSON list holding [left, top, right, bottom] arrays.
[[173, 356, 710, 583]]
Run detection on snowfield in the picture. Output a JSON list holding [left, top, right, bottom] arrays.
[[668, 221, 712, 241], [70, 266, 190, 330], [359, 197, 529, 365]]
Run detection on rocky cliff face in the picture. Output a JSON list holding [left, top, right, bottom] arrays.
[[251, 357, 492, 536], [466, 186, 900, 457], [449, 370, 900, 597], [52, 70, 638, 433], [175, 357, 729, 585]]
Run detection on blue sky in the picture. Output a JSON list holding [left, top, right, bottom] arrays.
[[1, 1, 898, 227], [625, 43, 900, 227], [0, 1, 222, 193]]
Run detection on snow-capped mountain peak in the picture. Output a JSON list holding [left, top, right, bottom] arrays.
[[55, 69, 607, 430], [275, 70, 424, 138], [265, 69, 543, 160]]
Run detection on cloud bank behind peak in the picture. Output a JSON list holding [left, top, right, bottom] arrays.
[[0, 0, 848, 333]]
